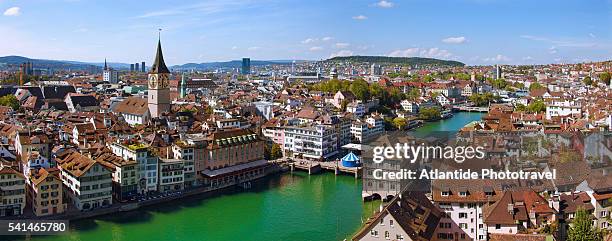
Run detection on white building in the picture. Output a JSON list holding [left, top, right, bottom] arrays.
[[283, 124, 338, 160], [58, 152, 113, 211], [0, 167, 26, 216], [109, 142, 159, 193], [400, 100, 419, 113]]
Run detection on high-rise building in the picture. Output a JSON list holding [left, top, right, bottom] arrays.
[[135, 63, 140, 73], [141, 62, 145, 72], [370, 63, 382, 76], [495, 65, 502, 79], [148, 37, 171, 118], [241, 58, 251, 75], [130, 64, 135, 72], [103, 59, 119, 83]]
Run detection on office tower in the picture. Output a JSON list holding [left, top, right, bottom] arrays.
[[241, 58, 251, 75], [130, 64, 135, 72], [135, 63, 140, 73], [141, 62, 145, 72]]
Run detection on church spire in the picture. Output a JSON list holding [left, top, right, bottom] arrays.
[[104, 58, 108, 70], [150, 31, 170, 74]]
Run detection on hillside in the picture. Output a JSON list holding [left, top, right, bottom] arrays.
[[172, 60, 303, 70], [0, 56, 101, 71], [326, 56, 465, 67]]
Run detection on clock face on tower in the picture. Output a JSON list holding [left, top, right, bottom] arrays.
[[159, 75, 168, 88], [148, 75, 158, 89]]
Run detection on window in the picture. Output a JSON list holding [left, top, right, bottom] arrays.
[[459, 213, 468, 218], [396, 234, 404, 240], [459, 223, 467, 229], [441, 191, 449, 197], [389, 219, 393, 226], [384, 231, 389, 240], [461, 234, 466, 239], [496, 224, 501, 229], [459, 191, 467, 197]]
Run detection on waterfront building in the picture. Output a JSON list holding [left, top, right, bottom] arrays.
[[95, 152, 138, 201], [148, 37, 171, 118], [109, 142, 159, 193], [352, 192, 442, 241], [28, 167, 65, 216], [400, 100, 419, 113], [158, 158, 184, 192], [0, 166, 26, 216], [283, 123, 338, 160], [200, 129, 267, 187], [483, 190, 556, 236], [103, 59, 119, 84], [57, 151, 113, 211], [172, 143, 196, 188]]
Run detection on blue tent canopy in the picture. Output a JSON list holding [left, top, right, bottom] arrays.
[[341, 152, 360, 167]]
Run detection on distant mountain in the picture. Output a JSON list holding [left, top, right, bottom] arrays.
[[172, 60, 306, 70], [0, 55, 101, 71], [326, 56, 465, 67]]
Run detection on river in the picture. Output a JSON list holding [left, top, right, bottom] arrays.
[[18, 112, 483, 241]]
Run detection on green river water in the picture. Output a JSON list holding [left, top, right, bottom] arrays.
[[16, 112, 483, 241]]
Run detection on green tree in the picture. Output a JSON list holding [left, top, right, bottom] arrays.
[[515, 104, 527, 112], [0, 95, 19, 110], [392, 117, 407, 130], [527, 100, 546, 113], [490, 78, 508, 89], [529, 82, 545, 92], [567, 208, 602, 241], [350, 79, 370, 101], [418, 107, 441, 121], [599, 72, 611, 85], [270, 143, 283, 160], [406, 88, 420, 101], [583, 76, 593, 86]]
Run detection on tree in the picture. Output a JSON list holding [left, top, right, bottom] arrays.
[[599, 72, 611, 85], [0, 95, 19, 110], [527, 100, 546, 113], [529, 82, 545, 92], [393, 117, 407, 130], [406, 88, 420, 101], [418, 107, 441, 121], [567, 208, 602, 241], [270, 143, 283, 160], [469, 93, 499, 107], [490, 78, 508, 89], [350, 79, 370, 101], [583, 76, 593, 86], [515, 104, 527, 112]]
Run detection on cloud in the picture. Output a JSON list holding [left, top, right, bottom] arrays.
[[589, 33, 596, 38], [231, 46, 238, 50], [442, 36, 467, 44], [483, 54, 511, 62], [376, 0, 394, 8], [388, 47, 453, 59], [134, 1, 253, 19], [549, 46, 557, 54], [352, 15, 367, 20], [309, 46, 323, 51], [321, 36, 333, 41], [329, 50, 354, 58], [335, 43, 350, 49], [247, 46, 260, 51], [135, 9, 183, 18], [301, 38, 317, 44], [3, 7, 21, 16], [522, 56, 533, 61]]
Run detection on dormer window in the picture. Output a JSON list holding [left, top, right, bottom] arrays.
[[441, 191, 450, 197], [459, 191, 468, 197]]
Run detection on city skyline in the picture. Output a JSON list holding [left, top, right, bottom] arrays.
[[1, 0, 610, 66]]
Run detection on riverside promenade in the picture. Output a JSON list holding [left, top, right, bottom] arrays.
[[289, 159, 362, 178], [14, 162, 284, 222]]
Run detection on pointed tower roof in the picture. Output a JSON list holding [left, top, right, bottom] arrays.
[[150, 38, 170, 74], [104, 58, 108, 70]]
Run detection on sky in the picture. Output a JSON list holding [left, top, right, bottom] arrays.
[[0, 0, 611, 66]]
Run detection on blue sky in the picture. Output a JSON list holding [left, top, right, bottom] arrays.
[[0, 0, 610, 65]]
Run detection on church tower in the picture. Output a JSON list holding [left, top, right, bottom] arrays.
[[148, 37, 171, 118]]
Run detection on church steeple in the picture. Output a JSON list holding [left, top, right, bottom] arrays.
[[104, 58, 108, 70], [150, 37, 170, 74]]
